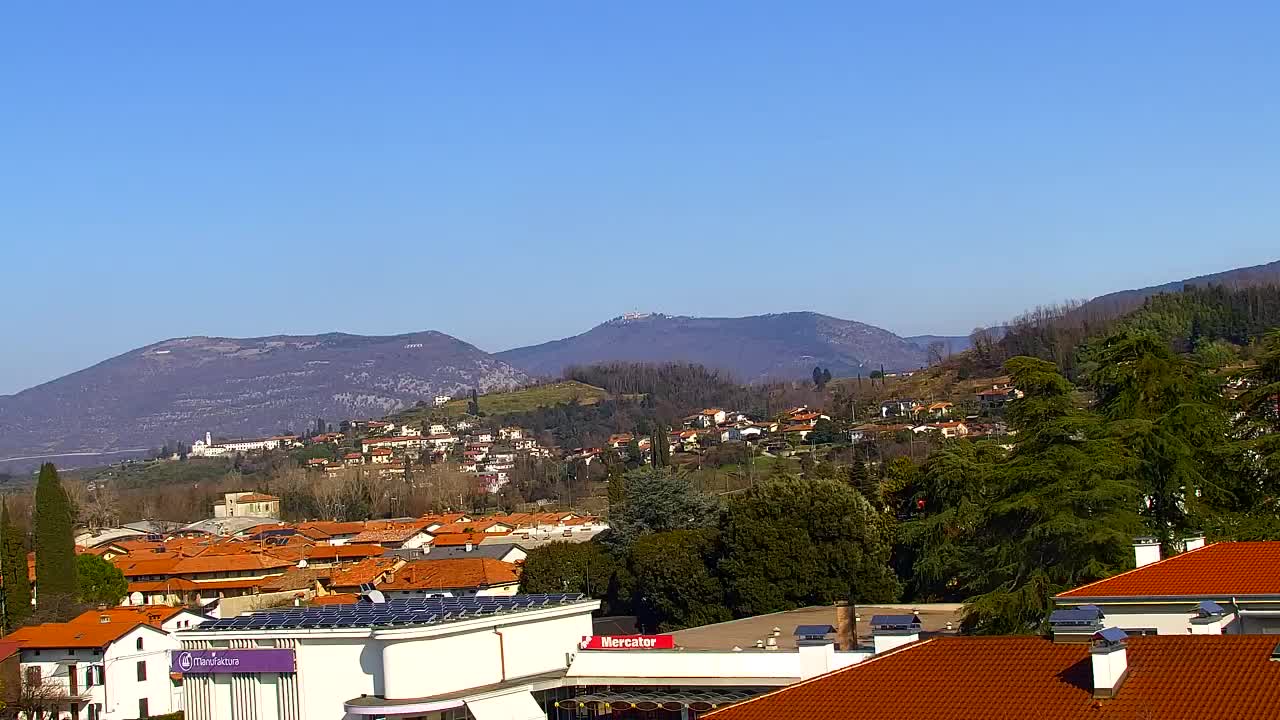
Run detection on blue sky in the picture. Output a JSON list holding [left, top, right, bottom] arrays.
[[3, 2, 1279, 395]]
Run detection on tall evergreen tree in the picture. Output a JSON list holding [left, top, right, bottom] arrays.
[[0, 501, 31, 631], [1085, 331, 1232, 547], [961, 357, 1140, 634], [34, 463, 78, 606]]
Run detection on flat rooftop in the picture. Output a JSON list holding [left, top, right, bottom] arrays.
[[670, 603, 964, 651]]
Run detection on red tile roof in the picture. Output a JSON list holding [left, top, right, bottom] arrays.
[[235, 493, 280, 502], [70, 606, 184, 628], [706, 635, 1280, 720], [328, 558, 403, 589], [5, 619, 161, 649], [1057, 542, 1280, 598], [380, 558, 519, 591]]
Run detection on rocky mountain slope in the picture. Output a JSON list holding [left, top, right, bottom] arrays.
[[497, 312, 927, 382], [0, 332, 527, 462]]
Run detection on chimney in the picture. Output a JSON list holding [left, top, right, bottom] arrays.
[[871, 614, 921, 655], [1190, 600, 1230, 635], [794, 625, 837, 679], [1049, 605, 1105, 643], [1181, 533, 1206, 553], [1133, 537, 1161, 568], [99, 614, 111, 624], [464, 541, 473, 552], [1090, 628, 1129, 698], [834, 601, 856, 650]]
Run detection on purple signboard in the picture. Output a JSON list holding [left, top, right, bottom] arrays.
[[171, 649, 296, 674]]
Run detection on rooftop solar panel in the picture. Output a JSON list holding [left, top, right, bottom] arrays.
[[185, 594, 588, 633]]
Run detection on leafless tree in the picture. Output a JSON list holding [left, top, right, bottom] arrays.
[[8, 670, 82, 720]]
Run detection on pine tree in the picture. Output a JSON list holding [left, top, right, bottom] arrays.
[[34, 463, 78, 607], [0, 501, 31, 631]]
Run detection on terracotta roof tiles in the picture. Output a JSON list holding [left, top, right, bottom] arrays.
[[379, 558, 519, 591], [707, 635, 1280, 720], [1057, 542, 1280, 598]]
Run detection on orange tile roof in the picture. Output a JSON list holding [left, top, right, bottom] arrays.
[[70, 606, 184, 628], [380, 558, 519, 591], [430, 532, 495, 546], [328, 558, 403, 589], [235, 493, 279, 502], [5, 619, 161, 649], [713, 635, 1280, 720], [350, 522, 431, 544], [169, 552, 294, 575], [127, 578, 199, 592], [297, 521, 368, 536], [115, 555, 183, 577], [1057, 542, 1280, 598]]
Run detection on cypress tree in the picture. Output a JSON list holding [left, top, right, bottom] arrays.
[[0, 501, 31, 631], [34, 463, 78, 605]]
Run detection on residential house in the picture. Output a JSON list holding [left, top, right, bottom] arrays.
[[977, 385, 1024, 410], [927, 401, 953, 418], [325, 558, 407, 594], [342, 452, 364, 465], [498, 426, 525, 440], [212, 491, 280, 520], [880, 399, 919, 418], [369, 448, 394, 464], [696, 409, 728, 427], [7, 612, 182, 720]]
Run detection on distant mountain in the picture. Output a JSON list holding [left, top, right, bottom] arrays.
[[1081, 260, 1280, 317], [0, 332, 527, 465], [497, 312, 927, 382]]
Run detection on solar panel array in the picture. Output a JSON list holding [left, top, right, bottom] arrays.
[[191, 594, 587, 632]]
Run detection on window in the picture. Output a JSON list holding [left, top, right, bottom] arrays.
[[25, 666, 41, 687], [136, 660, 147, 681], [137, 637, 144, 651], [88, 704, 101, 720], [69, 663, 79, 695], [85, 665, 95, 687], [138, 698, 150, 718], [70, 703, 80, 720]]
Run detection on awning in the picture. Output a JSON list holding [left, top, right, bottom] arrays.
[[556, 689, 757, 712], [466, 691, 545, 720]]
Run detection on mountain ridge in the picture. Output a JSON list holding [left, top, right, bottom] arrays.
[[0, 330, 528, 465], [497, 311, 928, 381]]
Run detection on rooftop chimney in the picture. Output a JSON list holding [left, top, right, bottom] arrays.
[[1049, 605, 1105, 643], [99, 614, 111, 624], [465, 541, 473, 552], [1190, 600, 1230, 635], [1090, 628, 1129, 698], [1181, 533, 1206, 553], [1133, 537, 1161, 568], [834, 601, 856, 650], [871, 614, 921, 655]]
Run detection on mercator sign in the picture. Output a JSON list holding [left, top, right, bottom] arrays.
[[579, 635, 675, 650]]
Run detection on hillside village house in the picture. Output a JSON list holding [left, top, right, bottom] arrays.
[[212, 492, 280, 520], [880, 399, 919, 418], [977, 384, 1025, 410]]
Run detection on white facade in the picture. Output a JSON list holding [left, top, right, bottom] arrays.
[[179, 600, 598, 720], [18, 624, 179, 720]]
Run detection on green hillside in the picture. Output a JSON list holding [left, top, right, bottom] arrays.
[[395, 381, 610, 423]]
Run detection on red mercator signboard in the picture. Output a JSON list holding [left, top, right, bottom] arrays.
[[580, 635, 675, 650]]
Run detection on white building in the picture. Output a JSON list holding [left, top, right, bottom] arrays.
[[178, 595, 598, 720], [191, 432, 298, 458], [212, 491, 281, 519], [433, 395, 452, 407], [8, 606, 206, 720]]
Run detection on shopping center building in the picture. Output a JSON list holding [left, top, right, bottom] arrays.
[[173, 592, 933, 720]]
